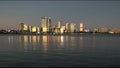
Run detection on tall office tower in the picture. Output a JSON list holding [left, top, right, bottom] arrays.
[[19, 23, 24, 31], [41, 16, 51, 33], [70, 23, 76, 32], [60, 26, 65, 34], [23, 24, 28, 31], [41, 16, 47, 32], [66, 23, 70, 32], [58, 20, 61, 28], [80, 23, 84, 32], [32, 26, 37, 33], [28, 26, 32, 32], [47, 17, 51, 32], [37, 27, 40, 33]]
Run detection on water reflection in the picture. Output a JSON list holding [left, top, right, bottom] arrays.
[[55, 36, 61, 48], [32, 36, 40, 50], [42, 36, 48, 53], [57, 36, 61, 43], [19, 35, 40, 51], [21, 35, 29, 51], [32, 36, 37, 43], [1, 35, 120, 66], [60, 36, 64, 46], [65, 36, 69, 48], [92, 37, 96, 48], [18, 35, 86, 51], [80, 37, 83, 49], [32, 36, 37, 50], [70, 36, 75, 47], [24, 35, 28, 46], [8, 35, 13, 45], [65, 36, 68, 41]]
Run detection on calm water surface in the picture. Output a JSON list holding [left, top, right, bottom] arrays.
[[0, 34, 120, 67]]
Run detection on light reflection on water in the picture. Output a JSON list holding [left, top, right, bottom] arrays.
[[0, 34, 120, 66], [80, 37, 83, 49], [60, 36, 64, 47], [6, 35, 120, 50], [15, 35, 120, 52], [8, 35, 14, 45], [92, 37, 96, 48], [18, 35, 83, 51], [42, 36, 48, 53]]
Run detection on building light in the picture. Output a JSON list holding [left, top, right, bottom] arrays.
[[80, 23, 84, 32], [32, 27, 37, 32]]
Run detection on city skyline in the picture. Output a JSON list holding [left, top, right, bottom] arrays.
[[0, 1, 120, 30]]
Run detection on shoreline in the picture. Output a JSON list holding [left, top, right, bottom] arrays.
[[0, 32, 120, 36]]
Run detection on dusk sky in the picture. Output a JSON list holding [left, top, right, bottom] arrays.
[[0, 1, 120, 30]]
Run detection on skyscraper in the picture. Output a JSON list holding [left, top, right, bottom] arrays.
[[32, 26, 37, 33], [65, 23, 70, 32], [80, 23, 84, 32], [37, 27, 40, 33], [19, 23, 24, 31], [23, 24, 28, 31], [70, 23, 76, 32], [41, 16, 47, 33], [47, 17, 51, 32], [41, 16, 51, 33], [19, 22, 29, 33], [28, 26, 32, 32], [57, 20, 61, 28], [60, 26, 65, 34]]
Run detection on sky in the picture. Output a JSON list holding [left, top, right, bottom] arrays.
[[0, 1, 120, 30]]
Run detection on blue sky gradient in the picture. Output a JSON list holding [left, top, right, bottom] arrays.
[[0, 1, 120, 30]]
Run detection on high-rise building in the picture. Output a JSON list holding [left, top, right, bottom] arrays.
[[23, 24, 28, 31], [58, 20, 61, 28], [41, 16, 51, 33], [60, 26, 65, 34], [28, 26, 32, 32], [47, 17, 51, 32], [19, 23, 24, 31], [41, 16, 47, 33], [65, 23, 70, 32], [37, 27, 40, 33], [80, 23, 84, 32], [19, 23, 28, 31], [32, 26, 37, 33], [70, 23, 76, 32]]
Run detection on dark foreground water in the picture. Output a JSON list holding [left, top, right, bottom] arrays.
[[0, 34, 120, 67]]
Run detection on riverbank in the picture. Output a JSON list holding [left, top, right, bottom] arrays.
[[0, 32, 120, 36]]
